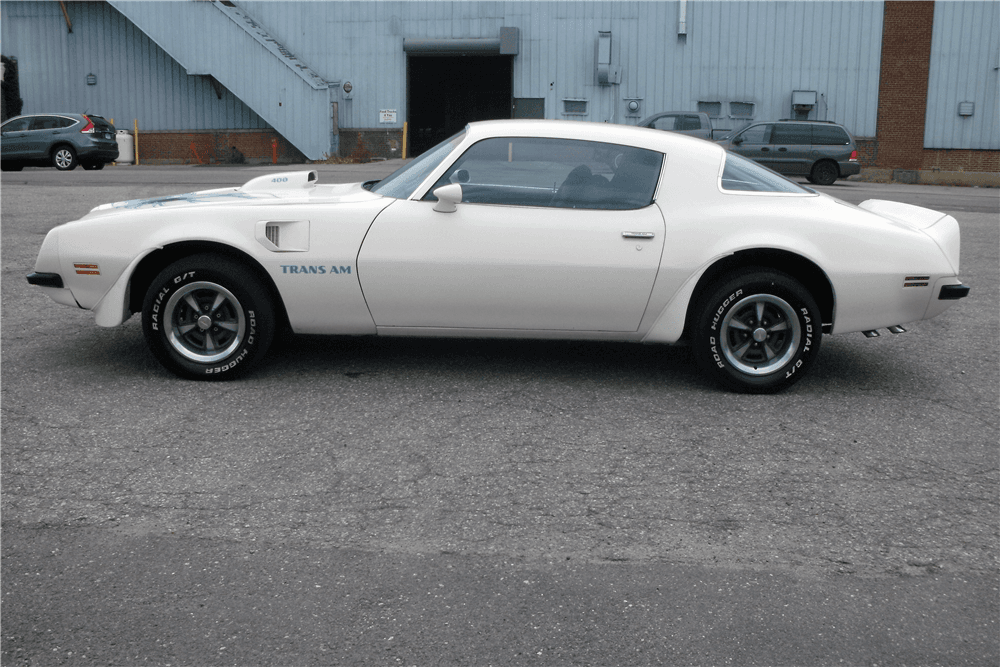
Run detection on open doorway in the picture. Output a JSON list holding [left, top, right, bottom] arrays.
[[407, 55, 512, 156]]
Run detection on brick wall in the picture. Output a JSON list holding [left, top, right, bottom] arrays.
[[875, 1, 935, 170], [136, 130, 306, 165], [875, 1, 998, 175]]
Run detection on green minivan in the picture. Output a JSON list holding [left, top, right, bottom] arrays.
[[716, 120, 861, 185]]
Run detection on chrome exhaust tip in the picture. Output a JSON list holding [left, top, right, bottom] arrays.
[[887, 325, 907, 334], [862, 330, 880, 338]]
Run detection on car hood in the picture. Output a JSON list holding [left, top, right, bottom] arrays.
[[87, 170, 381, 218]]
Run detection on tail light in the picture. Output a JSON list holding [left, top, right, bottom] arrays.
[[79, 115, 95, 134], [849, 150, 858, 162]]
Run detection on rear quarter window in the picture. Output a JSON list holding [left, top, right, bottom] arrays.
[[720, 152, 811, 194], [812, 125, 850, 145]]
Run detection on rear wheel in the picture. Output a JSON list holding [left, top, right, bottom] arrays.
[[810, 160, 838, 186], [693, 269, 822, 393], [142, 254, 274, 380], [52, 145, 78, 171]]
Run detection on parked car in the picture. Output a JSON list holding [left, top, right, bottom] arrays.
[[1, 113, 118, 171], [26, 120, 968, 392], [637, 111, 714, 140], [716, 119, 861, 185]]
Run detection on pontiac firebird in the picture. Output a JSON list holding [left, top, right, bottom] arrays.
[[27, 120, 969, 392]]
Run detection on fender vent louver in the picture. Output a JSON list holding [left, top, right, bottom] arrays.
[[904, 275, 930, 288], [265, 224, 280, 248]]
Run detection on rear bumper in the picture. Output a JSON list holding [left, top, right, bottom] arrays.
[[839, 161, 862, 176], [939, 283, 970, 300]]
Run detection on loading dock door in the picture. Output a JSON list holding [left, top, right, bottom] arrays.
[[407, 55, 512, 155]]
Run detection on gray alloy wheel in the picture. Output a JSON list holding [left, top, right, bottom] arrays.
[[717, 293, 801, 376], [693, 268, 822, 393], [52, 145, 78, 171], [163, 281, 246, 364], [142, 253, 275, 380], [810, 160, 838, 186]]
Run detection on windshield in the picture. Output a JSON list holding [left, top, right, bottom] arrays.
[[370, 130, 466, 199]]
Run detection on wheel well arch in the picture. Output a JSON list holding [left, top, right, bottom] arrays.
[[811, 158, 840, 175], [127, 241, 290, 329], [49, 142, 76, 157], [683, 248, 835, 338]]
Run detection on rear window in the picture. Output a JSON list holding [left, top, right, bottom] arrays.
[[812, 125, 850, 145], [720, 152, 810, 194]]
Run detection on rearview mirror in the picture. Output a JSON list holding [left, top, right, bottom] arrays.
[[432, 183, 463, 213]]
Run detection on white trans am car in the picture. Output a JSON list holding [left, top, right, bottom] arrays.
[[27, 120, 969, 392]]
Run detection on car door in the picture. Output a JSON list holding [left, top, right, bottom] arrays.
[[768, 123, 813, 176], [358, 136, 666, 333], [729, 123, 775, 170], [0, 117, 32, 159], [25, 115, 65, 158]]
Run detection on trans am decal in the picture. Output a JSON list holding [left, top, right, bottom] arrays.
[[280, 265, 352, 274]]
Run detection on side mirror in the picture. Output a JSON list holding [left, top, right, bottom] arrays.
[[432, 183, 463, 213], [732, 137, 743, 146]]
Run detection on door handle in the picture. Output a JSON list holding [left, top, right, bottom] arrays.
[[760, 147, 770, 152], [778, 147, 788, 152], [622, 231, 655, 239]]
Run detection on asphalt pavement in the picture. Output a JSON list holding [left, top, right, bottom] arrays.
[[2, 164, 997, 666]]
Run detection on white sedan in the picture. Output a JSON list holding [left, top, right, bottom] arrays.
[[27, 120, 969, 392]]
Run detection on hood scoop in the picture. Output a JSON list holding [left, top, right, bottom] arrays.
[[241, 170, 319, 193]]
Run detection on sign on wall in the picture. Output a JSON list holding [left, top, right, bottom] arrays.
[[379, 109, 397, 124]]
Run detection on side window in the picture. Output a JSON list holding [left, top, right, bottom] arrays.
[[1, 117, 31, 133], [677, 115, 702, 131], [651, 115, 678, 131], [737, 124, 772, 144], [770, 123, 812, 145], [721, 153, 810, 193], [812, 125, 850, 145], [30, 116, 63, 131], [424, 137, 663, 210]]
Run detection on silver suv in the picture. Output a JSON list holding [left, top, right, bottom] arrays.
[[1, 113, 118, 171], [716, 120, 860, 185]]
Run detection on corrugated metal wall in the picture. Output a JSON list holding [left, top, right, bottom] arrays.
[[239, 0, 884, 137], [4, 1, 997, 152], [0, 1, 268, 130], [924, 1, 1000, 150]]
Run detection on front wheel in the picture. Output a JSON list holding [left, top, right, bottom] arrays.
[[142, 254, 275, 380], [692, 270, 822, 393]]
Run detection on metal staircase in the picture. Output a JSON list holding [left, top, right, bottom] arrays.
[[108, 0, 332, 159]]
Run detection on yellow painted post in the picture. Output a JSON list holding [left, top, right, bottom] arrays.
[[402, 122, 407, 160], [133, 119, 139, 165]]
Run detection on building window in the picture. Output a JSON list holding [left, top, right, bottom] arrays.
[[729, 101, 755, 119], [698, 101, 722, 118], [562, 99, 589, 116]]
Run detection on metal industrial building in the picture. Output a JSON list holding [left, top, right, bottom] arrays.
[[1, 0, 997, 180]]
